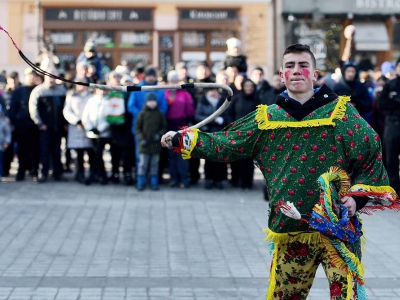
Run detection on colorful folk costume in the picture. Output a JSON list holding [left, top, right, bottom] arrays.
[[171, 86, 400, 300]]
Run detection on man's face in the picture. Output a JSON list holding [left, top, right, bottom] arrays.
[[7, 77, 19, 90], [272, 74, 284, 90], [250, 70, 263, 84], [280, 52, 318, 94], [344, 67, 357, 81], [145, 75, 157, 85], [177, 68, 187, 80], [109, 75, 122, 86]]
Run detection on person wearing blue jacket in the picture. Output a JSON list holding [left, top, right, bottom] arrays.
[[127, 68, 168, 170]]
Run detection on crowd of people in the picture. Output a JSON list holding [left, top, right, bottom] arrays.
[[0, 38, 400, 195]]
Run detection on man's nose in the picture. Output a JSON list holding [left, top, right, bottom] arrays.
[[292, 64, 301, 74]]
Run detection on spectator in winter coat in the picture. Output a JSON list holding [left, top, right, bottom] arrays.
[[222, 37, 247, 74], [251, 67, 272, 104], [63, 79, 94, 183], [333, 61, 373, 123], [195, 87, 228, 189], [29, 67, 67, 183], [135, 93, 167, 191], [76, 41, 103, 80], [8, 68, 41, 181], [165, 71, 195, 188], [82, 85, 112, 185], [128, 68, 168, 170], [226, 79, 259, 189]]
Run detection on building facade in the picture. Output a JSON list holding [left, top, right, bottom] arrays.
[[280, 0, 400, 73], [0, 0, 275, 79]]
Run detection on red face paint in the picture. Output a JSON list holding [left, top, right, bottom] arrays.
[[301, 69, 310, 77], [284, 70, 291, 81]]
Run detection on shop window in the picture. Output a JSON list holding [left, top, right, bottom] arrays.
[[182, 31, 206, 47], [159, 33, 174, 73]]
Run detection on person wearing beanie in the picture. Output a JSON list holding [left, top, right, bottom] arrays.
[[128, 67, 167, 174], [76, 40, 103, 80], [378, 57, 400, 195], [135, 92, 167, 191], [333, 61, 372, 123], [222, 37, 247, 74]]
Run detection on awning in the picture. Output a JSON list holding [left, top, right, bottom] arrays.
[[353, 22, 390, 51]]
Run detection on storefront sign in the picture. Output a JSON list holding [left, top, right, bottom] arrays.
[[45, 8, 152, 22], [120, 32, 152, 47], [120, 52, 151, 65], [180, 9, 237, 21], [356, 0, 400, 9], [83, 31, 115, 47], [49, 32, 77, 45]]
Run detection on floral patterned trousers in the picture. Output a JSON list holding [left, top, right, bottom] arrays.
[[267, 241, 356, 300]]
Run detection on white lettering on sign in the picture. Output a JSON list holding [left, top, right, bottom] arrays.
[[50, 32, 75, 44], [356, 0, 400, 9], [189, 10, 229, 20], [129, 11, 139, 20], [58, 10, 68, 20], [107, 10, 123, 21]]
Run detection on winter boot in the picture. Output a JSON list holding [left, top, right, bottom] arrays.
[[150, 175, 159, 191], [137, 175, 146, 191]]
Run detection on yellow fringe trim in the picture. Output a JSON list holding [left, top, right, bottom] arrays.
[[320, 235, 349, 272], [256, 96, 350, 130], [263, 228, 321, 244], [328, 166, 351, 198], [181, 128, 199, 160], [319, 173, 340, 223], [346, 273, 353, 300], [350, 184, 397, 199], [321, 235, 364, 277], [266, 245, 279, 300]]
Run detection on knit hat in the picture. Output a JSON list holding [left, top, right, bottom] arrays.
[[226, 37, 241, 49], [145, 68, 157, 77], [381, 61, 395, 75], [341, 61, 358, 76], [146, 92, 157, 102], [84, 41, 97, 52]]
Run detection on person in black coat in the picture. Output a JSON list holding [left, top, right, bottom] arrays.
[[8, 69, 41, 181], [225, 79, 259, 189], [378, 57, 400, 194], [250, 67, 271, 104], [333, 61, 373, 123], [222, 38, 247, 74], [195, 87, 228, 189]]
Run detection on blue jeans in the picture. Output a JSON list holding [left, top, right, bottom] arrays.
[[168, 149, 189, 185]]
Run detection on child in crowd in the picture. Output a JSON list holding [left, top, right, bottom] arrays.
[[135, 93, 167, 191]]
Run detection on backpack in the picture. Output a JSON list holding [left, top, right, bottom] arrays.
[[105, 91, 125, 125]]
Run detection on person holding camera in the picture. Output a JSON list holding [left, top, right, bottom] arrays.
[[378, 57, 400, 194], [135, 93, 167, 191]]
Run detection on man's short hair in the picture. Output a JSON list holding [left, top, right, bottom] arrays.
[[282, 44, 316, 69], [252, 67, 264, 75]]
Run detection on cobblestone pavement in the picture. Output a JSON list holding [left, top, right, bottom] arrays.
[[0, 171, 399, 300]]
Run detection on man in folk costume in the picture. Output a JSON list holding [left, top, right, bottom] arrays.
[[161, 44, 400, 300]]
